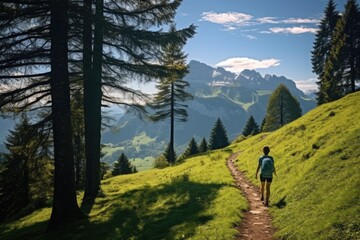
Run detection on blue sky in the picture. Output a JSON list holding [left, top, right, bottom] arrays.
[[173, 0, 349, 92]]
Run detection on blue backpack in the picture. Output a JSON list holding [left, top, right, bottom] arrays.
[[260, 156, 274, 177]]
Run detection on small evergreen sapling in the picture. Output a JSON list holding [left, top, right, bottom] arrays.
[[209, 118, 230, 150], [242, 115, 260, 136], [198, 137, 208, 153], [112, 153, 137, 176], [184, 137, 199, 157]]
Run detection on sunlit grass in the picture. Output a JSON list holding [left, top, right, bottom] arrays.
[[131, 157, 155, 172], [231, 91, 360, 239], [1, 149, 246, 240]]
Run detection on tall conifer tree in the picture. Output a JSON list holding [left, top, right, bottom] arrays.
[[48, 0, 84, 229], [0, 1, 83, 229], [322, 0, 360, 102], [0, 116, 51, 221], [78, 1, 196, 200], [262, 84, 302, 132], [150, 26, 193, 164], [311, 0, 340, 104]]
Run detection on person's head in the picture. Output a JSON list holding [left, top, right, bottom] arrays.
[[263, 146, 270, 155]]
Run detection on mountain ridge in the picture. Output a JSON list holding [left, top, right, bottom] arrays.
[[101, 60, 316, 163]]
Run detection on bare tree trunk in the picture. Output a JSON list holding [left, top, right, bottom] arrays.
[[169, 81, 175, 163], [83, 0, 103, 202], [48, 0, 83, 230]]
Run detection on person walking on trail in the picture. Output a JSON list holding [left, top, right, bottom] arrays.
[[255, 146, 277, 207]]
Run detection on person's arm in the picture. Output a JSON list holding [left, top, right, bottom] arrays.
[[255, 159, 261, 179]]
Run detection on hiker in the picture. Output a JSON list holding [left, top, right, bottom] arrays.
[[255, 146, 277, 207]]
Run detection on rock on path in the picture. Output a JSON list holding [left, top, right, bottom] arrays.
[[227, 152, 276, 240]]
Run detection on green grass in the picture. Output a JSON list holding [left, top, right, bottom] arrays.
[[131, 157, 155, 172], [0, 150, 246, 240], [231, 91, 360, 239], [2, 92, 359, 240]]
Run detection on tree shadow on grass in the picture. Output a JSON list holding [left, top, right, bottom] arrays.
[[2, 175, 226, 240], [44, 175, 223, 239], [80, 175, 225, 240]]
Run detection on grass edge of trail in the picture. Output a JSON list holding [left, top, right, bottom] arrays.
[[230, 92, 360, 240]]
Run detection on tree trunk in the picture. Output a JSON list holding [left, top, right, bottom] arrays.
[[74, 133, 81, 189], [169, 81, 175, 163], [83, 0, 103, 202], [280, 89, 284, 127], [48, 0, 83, 230]]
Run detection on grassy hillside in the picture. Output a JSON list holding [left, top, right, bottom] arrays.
[[232, 91, 360, 239], [0, 149, 246, 240], [1, 92, 359, 240]]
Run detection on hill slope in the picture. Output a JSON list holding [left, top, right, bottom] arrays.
[[232, 91, 360, 239], [1, 92, 358, 240], [0, 149, 246, 240]]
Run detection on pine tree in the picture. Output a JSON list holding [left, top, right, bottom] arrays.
[[311, 0, 340, 105], [0, 2, 52, 113], [0, 116, 52, 222], [150, 26, 193, 164], [312, 0, 339, 76], [260, 118, 266, 132], [79, 1, 196, 200], [185, 138, 200, 157], [0, 1, 84, 229], [163, 142, 177, 163], [262, 84, 302, 132], [242, 115, 260, 136], [198, 138, 208, 153], [112, 153, 136, 176], [209, 118, 230, 150], [48, 0, 84, 229], [322, 0, 360, 102]]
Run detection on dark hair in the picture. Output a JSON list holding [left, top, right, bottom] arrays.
[[263, 146, 270, 155]]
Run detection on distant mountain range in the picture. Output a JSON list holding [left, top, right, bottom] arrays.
[[101, 60, 317, 163], [0, 60, 316, 161]]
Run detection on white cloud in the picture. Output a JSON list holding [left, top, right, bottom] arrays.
[[200, 11, 253, 26], [282, 18, 319, 24], [244, 34, 257, 40], [270, 26, 318, 34], [215, 57, 280, 74], [258, 17, 319, 24], [295, 78, 318, 92], [257, 17, 278, 24], [226, 26, 237, 31], [200, 11, 319, 35]]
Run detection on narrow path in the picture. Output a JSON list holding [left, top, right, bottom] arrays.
[[227, 152, 276, 240]]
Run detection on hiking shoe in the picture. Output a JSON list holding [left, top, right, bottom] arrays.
[[265, 201, 269, 207]]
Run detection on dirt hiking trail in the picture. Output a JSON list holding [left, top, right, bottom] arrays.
[[227, 152, 276, 240]]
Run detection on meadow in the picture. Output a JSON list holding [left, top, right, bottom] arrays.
[[1, 91, 359, 239]]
